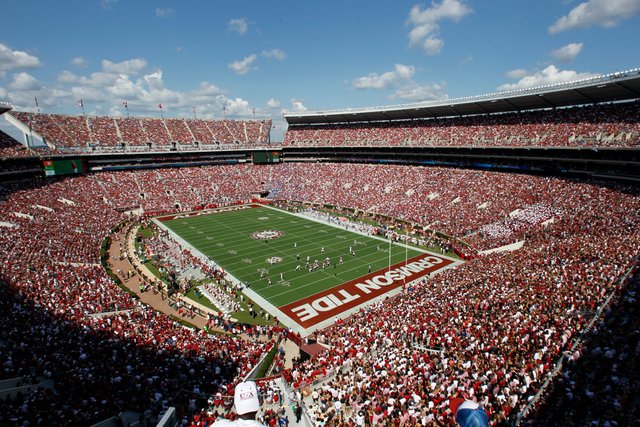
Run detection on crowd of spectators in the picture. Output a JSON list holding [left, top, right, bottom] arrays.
[[165, 119, 196, 145], [0, 176, 271, 426], [0, 131, 32, 157], [276, 168, 640, 425], [1, 163, 639, 425], [266, 163, 569, 252], [87, 166, 246, 212], [531, 271, 640, 426], [88, 116, 120, 146], [6, 111, 272, 150], [284, 102, 640, 148], [5, 100, 639, 155]]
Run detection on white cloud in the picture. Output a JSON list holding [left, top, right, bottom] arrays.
[[143, 70, 165, 90], [549, 0, 640, 33], [185, 82, 225, 110], [420, 37, 444, 55], [108, 106, 124, 117], [83, 72, 121, 87], [101, 58, 147, 74], [0, 43, 41, 71], [550, 42, 584, 63], [391, 82, 447, 101], [505, 69, 528, 79], [407, 0, 472, 55], [108, 75, 138, 98], [57, 70, 78, 84], [351, 64, 447, 102], [261, 49, 287, 60], [497, 65, 599, 91], [266, 98, 280, 108], [70, 57, 87, 68], [283, 100, 308, 114], [156, 7, 174, 18], [184, 94, 254, 119], [194, 81, 222, 96], [70, 86, 106, 103], [291, 101, 307, 112], [223, 97, 253, 116], [0, 86, 7, 99], [228, 18, 248, 35], [352, 64, 416, 90], [228, 54, 257, 75], [58, 70, 120, 88], [52, 61, 183, 112], [9, 72, 42, 91]]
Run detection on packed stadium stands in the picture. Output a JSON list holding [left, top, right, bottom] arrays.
[[6, 111, 272, 151], [3, 101, 639, 156], [84, 163, 577, 254], [284, 102, 640, 148], [0, 176, 272, 426], [0, 131, 30, 157], [0, 161, 639, 425]]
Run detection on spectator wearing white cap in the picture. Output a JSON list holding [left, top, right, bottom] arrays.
[[211, 381, 266, 426]]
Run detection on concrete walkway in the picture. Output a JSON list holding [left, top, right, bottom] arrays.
[[106, 225, 211, 329]]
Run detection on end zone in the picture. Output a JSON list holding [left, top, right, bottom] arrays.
[[277, 252, 457, 333]]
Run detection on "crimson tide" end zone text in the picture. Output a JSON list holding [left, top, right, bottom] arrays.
[[279, 253, 454, 328]]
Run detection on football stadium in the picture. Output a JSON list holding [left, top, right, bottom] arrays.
[[1, 2, 640, 427]]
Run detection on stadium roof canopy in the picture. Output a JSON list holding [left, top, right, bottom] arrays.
[[0, 101, 12, 116], [285, 68, 640, 126]]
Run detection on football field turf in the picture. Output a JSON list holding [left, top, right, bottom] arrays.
[[160, 205, 424, 308]]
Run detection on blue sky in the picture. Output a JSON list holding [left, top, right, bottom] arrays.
[[0, 0, 639, 141]]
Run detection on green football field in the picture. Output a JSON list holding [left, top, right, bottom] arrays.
[[160, 205, 424, 308]]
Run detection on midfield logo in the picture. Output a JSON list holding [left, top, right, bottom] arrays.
[[251, 229, 285, 240]]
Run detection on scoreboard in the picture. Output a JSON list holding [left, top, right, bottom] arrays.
[[252, 151, 281, 164], [43, 159, 86, 176]]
